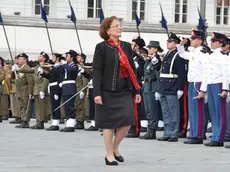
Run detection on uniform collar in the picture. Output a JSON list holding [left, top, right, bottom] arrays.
[[213, 47, 222, 53]]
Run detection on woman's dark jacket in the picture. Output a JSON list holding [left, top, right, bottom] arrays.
[[92, 40, 140, 98]]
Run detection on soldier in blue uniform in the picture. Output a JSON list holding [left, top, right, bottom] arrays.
[[40, 53, 65, 131], [139, 41, 162, 140], [59, 50, 79, 132], [155, 32, 186, 142]]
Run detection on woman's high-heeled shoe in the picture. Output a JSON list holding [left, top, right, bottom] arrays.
[[105, 157, 118, 166], [114, 153, 124, 162]]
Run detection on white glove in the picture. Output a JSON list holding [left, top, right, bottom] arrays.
[[227, 93, 230, 103], [204, 94, 208, 103], [177, 90, 184, 99], [39, 91, 45, 99], [80, 91, 85, 99], [38, 67, 44, 74], [78, 67, 84, 76], [29, 94, 32, 99], [155, 92, 161, 101], [12, 64, 19, 72], [54, 94, 59, 100], [134, 61, 139, 69], [88, 79, 93, 86]]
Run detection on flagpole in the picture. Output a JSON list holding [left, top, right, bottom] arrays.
[[74, 23, 83, 54], [0, 13, 17, 79], [45, 22, 53, 55]]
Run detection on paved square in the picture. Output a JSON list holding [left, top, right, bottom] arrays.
[[0, 119, 230, 172]]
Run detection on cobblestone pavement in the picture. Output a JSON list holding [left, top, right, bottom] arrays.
[[0, 119, 230, 172]]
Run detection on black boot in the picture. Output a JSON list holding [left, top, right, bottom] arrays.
[[75, 121, 85, 130], [204, 141, 223, 147], [1, 115, 8, 120], [0, 116, 2, 123], [59, 127, 75, 132], [30, 121, 45, 129], [46, 125, 59, 131], [85, 126, 98, 131], [139, 129, 156, 140], [15, 121, 29, 128]]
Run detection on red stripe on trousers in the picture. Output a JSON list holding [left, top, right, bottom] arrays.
[[182, 83, 188, 135], [218, 83, 226, 142], [197, 82, 204, 137], [134, 99, 139, 136]]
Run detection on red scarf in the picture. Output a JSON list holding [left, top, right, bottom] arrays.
[[107, 38, 141, 90]]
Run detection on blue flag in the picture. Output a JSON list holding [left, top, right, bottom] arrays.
[[197, 6, 206, 32], [99, 8, 104, 24], [0, 13, 3, 24], [68, 0, 76, 23], [40, 0, 48, 23], [135, 10, 141, 27], [159, 3, 168, 31]]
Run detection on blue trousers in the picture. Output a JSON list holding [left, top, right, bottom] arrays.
[[188, 82, 205, 138], [63, 95, 76, 120], [207, 83, 226, 143], [160, 95, 179, 138], [225, 102, 230, 140]]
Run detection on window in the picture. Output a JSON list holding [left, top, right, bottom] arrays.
[[35, 0, 50, 15], [216, 0, 230, 25], [132, 0, 145, 21], [174, 0, 188, 23], [87, 0, 102, 18]]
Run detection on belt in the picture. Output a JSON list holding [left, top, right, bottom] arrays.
[[160, 73, 178, 78], [49, 82, 58, 87], [62, 80, 76, 84]]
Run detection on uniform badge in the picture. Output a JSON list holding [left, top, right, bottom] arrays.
[[151, 57, 159, 65]]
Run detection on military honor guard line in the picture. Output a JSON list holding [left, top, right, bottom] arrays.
[[1, 1, 230, 167]]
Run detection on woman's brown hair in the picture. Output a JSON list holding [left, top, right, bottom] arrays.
[[99, 16, 119, 40]]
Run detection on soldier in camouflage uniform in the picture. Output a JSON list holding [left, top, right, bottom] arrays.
[[12, 53, 34, 128]]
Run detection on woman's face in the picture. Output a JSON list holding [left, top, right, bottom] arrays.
[[107, 19, 122, 38], [52, 55, 57, 63]]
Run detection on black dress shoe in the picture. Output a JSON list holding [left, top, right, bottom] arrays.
[[114, 153, 124, 162], [0, 117, 2, 123], [184, 138, 203, 144], [204, 141, 224, 147], [85, 126, 98, 131], [139, 130, 156, 140], [105, 157, 118, 166], [1, 115, 8, 120], [30, 121, 44, 129], [75, 121, 85, 130], [46, 125, 59, 131], [15, 121, 29, 128], [125, 132, 140, 138], [59, 127, 75, 132], [140, 127, 147, 132], [168, 137, 178, 142], [9, 119, 22, 124], [157, 137, 170, 141], [225, 145, 230, 148]]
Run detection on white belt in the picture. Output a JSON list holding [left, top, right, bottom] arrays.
[[49, 82, 58, 87], [62, 80, 75, 84], [160, 73, 178, 78]]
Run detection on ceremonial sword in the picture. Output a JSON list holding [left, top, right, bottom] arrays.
[[53, 84, 89, 112]]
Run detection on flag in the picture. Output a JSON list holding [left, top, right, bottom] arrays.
[[68, 0, 76, 23], [134, 10, 141, 27], [99, 8, 104, 24], [159, 3, 168, 31], [0, 13, 3, 24], [40, 0, 48, 23], [197, 6, 206, 32]]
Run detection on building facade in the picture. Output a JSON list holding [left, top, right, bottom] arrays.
[[0, 0, 229, 61]]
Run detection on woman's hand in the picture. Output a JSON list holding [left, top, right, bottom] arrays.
[[94, 96, 103, 105], [134, 94, 141, 103]]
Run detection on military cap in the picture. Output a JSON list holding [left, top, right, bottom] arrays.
[[167, 32, 181, 44], [77, 53, 87, 62], [139, 47, 148, 55], [191, 30, 205, 41], [18, 53, 29, 59], [132, 36, 146, 48], [40, 52, 49, 62], [147, 41, 163, 52], [223, 36, 230, 44], [65, 49, 78, 58], [211, 32, 226, 42]]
